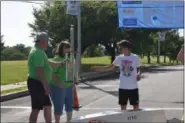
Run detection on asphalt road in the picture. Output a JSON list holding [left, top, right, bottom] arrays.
[[1, 65, 184, 122]]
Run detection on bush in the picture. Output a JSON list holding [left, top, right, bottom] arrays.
[[1, 47, 26, 60], [83, 44, 105, 57]]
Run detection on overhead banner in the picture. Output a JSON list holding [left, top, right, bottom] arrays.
[[66, 1, 80, 16], [117, 1, 184, 28]]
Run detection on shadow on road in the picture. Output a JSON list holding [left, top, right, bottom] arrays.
[[83, 65, 183, 82], [79, 65, 183, 104], [80, 84, 184, 104], [143, 68, 184, 74]]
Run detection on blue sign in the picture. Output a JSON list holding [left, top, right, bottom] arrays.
[[117, 1, 184, 29], [66, 1, 80, 16]]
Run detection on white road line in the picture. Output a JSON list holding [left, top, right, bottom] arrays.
[[81, 107, 184, 111], [1, 106, 31, 109], [1, 106, 183, 111], [80, 85, 118, 87], [83, 95, 110, 107]]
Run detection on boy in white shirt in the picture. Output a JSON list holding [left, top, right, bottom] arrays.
[[91, 40, 141, 110]]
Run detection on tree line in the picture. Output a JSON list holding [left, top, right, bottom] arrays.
[[1, 1, 183, 63], [0, 35, 55, 61], [28, 1, 183, 63], [0, 36, 31, 61]]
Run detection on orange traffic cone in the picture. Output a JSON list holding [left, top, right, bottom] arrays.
[[73, 85, 82, 110]]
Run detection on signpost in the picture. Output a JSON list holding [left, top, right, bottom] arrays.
[[157, 32, 166, 63], [66, 0, 81, 80]]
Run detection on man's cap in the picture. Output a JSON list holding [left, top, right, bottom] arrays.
[[34, 32, 53, 47], [34, 32, 49, 42]]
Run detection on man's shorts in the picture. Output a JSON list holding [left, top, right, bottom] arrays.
[[27, 78, 51, 110], [119, 88, 139, 106]]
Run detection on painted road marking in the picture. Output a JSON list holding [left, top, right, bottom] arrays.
[[182, 113, 184, 122], [80, 85, 118, 87], [1, 106, 183, 111]]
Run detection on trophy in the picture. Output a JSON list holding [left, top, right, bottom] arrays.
[[65, 52, 75, 83]]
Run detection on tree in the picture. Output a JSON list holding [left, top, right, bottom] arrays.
[[1, 47, 26, 60], [29, 2, 127, 62], [83, 44, 104, 57], [13, 44, 26, 53], [28, 1, 182, 64], [164, 30, 183, 62], [13, 43, 32, 57], [1, 35, 5, 52]]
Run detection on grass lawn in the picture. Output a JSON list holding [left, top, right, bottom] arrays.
[[1, 56, 175, 85]]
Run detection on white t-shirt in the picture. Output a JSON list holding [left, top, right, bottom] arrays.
[[112, 53, 141, 89]]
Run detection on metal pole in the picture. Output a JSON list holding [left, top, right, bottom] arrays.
[[70, 25, 75, 53], [70, 25, 76, 81], [157, 39, 160, 64], [76, 3, 81, 78]]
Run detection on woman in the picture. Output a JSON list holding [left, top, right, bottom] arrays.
[[177, 45, 184, 64], [49, 41, 74, 123]]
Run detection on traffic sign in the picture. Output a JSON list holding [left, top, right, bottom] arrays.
[[66, 1, 80, 16], [157, 32, 166, 41]]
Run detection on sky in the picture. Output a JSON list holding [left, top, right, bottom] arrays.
[[1, 1, 184, 47], [1, 1, 43, 47]]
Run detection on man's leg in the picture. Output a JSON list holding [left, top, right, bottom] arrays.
[[43, 95, 52, 123], [129, 89, 140, 111], [27, 78, 42, 123], [43, 106, 52, 123], [119, 89, 128, 111], [29, 109, 40, 123]]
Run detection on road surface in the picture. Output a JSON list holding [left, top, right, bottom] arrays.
[[1, 65, 184, 122]]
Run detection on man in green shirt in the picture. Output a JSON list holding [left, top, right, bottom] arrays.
[[27, 32, 66, 123]]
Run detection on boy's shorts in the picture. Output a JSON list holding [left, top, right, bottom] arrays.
[[118, 88, 139, 106]]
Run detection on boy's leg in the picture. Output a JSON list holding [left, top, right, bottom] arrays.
[[118, 89, 129, 110], [129, 89, 139, 111], [65, 87, 73, 123], [121, 105, 127, 110]]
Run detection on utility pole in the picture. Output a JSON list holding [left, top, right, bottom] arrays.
[[76, 4, 81, 76]]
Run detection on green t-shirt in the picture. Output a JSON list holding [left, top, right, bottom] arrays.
[[49, 55, 73, 88], [27, 47, 52, 83]]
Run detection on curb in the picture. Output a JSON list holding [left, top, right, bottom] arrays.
[[0, 71, 115, 102], [1, 91, 29, 102]]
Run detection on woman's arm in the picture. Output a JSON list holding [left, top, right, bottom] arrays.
[[48, 60, 66, 67]]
